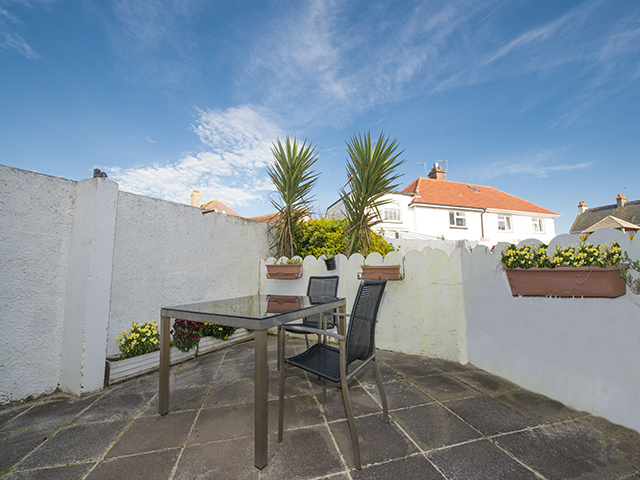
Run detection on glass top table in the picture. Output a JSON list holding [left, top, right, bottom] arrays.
[[159, 294, 347, 469]]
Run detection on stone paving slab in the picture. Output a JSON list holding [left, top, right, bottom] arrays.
[[1, 336, 639, 480]]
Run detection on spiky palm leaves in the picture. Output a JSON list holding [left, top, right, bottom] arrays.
[[267, 137, 319, 258], [341, 132, 404, 257]]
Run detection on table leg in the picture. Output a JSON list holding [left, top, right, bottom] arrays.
[[159, 315, 170, 415], [254, 329, 268, 469], [338, 304, 347, 336]]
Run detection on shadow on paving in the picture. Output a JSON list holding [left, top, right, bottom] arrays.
[[1, 336, 639, 480]]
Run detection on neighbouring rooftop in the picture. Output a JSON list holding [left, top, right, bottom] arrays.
[[1, 337, 639, 480]]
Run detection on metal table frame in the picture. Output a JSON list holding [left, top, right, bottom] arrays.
[[159, 295, 346, 469]]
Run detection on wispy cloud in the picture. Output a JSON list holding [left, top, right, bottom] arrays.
[[472, 149, 592, 180], [109, 105, 282, 208], [0, 31, 38, 58], [103, 0, 206, 85], [0, 0, 57, 58], [240, 0, 640, 130]]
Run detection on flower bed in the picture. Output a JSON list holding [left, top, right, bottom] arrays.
[[105, 319, 254, 385]]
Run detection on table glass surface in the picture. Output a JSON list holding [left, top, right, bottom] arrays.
[[162, 294, 341, 322]]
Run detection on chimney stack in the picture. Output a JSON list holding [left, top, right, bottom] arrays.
[[578, 201, 588, 214], [190, 190, 202, 207], [428, 162, 446, 181], [616, 194, 627, 208]]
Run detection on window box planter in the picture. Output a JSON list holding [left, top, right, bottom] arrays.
[[105, 346, 195, 386], [359, 265, 403, 281], [266, 264, 302, 279], [505, 265, 628, 298], [104, 329, 254, 385]]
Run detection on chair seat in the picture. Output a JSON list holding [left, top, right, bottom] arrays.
[[285, 343, 341, 382]]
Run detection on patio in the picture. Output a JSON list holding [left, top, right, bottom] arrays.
[[1, 337, 639, 480]]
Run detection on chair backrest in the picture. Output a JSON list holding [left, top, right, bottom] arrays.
[[306, 275, 340, 297], [345, 279, 387, 365]]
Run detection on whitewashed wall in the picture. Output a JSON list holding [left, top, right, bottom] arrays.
[[464, 230, 640, 433], [260, 250, 468, 363], [0, 166, 76, 404], [262, 230, 640, 433], [0, 165, 270, 404], [107, 191, 270, 356]]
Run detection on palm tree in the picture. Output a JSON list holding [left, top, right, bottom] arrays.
[[340, 131, 405, 257], [267, 136, 319, 258]]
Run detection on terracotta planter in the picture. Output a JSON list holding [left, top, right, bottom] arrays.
[[266, 295, 302, 313], [360, 265, 402, 281], [266, 264, 302, 279], [505, 265, 628, 298]]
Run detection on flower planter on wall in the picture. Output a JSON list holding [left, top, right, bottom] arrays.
[[359, 265, 403, 281], [505, 265, 628, 298], [266, 264, 302, 279], [104, 329, 253, 385]]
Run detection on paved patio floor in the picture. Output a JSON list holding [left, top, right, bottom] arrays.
[[1, 336, 639, 479]]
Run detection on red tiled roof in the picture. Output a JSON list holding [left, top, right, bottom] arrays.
[[250, 212, 280, 225], [402, 177, 558, 215]]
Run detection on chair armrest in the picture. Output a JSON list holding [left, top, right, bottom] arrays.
[[281, 324, 344, 341]]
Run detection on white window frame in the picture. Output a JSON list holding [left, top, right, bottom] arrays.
[[498, 215, 512, 231], [532, 218, 545, 233], [383, 203, 401, 222], [449, 211, 467, 228]]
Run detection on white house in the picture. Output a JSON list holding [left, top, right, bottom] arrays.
[[327, 163, 559, 248]]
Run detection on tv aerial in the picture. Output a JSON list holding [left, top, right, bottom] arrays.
[[415, 158, 448, 174]]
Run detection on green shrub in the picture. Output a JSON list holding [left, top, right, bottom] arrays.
[[293, 217, 395, 258]]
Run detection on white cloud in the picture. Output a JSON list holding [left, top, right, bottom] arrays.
[[0, 31, 38, 58], [472, 149, 592, 180], [109, 105, 283, 209]]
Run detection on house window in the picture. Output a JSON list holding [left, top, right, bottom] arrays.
[[449, 211, 466, 227], [498, 215, 512, 231], [383, 203, 401, 222], [532, 218, 544, 233]]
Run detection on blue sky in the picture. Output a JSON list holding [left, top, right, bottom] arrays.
[[2, 0, 639, 234]]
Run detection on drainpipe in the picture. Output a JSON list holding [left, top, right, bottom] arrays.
[[480, 209, 487, 241]]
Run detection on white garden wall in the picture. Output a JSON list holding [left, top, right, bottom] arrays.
[[0, 166, 76, 404], [262, 231, 640, 433], [463, 231, 640, 433], [0, 165, 270, 403]]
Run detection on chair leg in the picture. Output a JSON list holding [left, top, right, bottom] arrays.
[[278, 328, 285, 443], [373, 357, 389, 423], [341, 376, 361, 469]]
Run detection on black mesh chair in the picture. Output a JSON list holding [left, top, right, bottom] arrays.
[[278, 279, 389, 469], [281, 275, 340, 348]]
